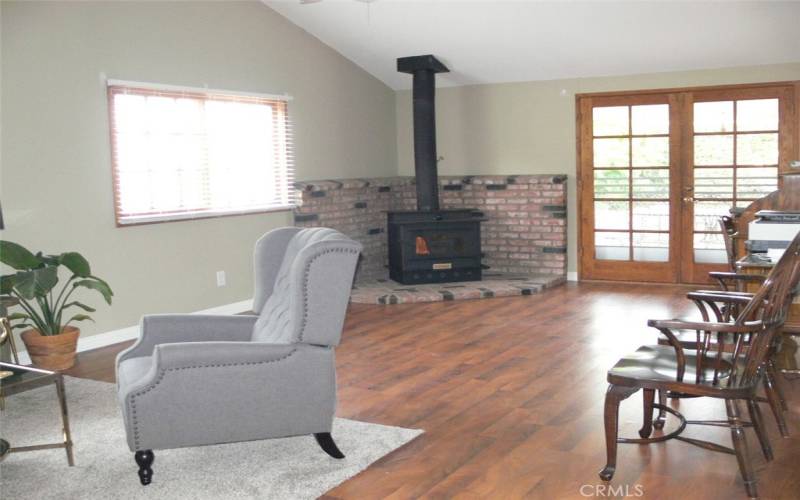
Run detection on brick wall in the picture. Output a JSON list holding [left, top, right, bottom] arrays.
[[293, 175, 567, 280]]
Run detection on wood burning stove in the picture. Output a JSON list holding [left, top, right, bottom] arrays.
[[388, 209, 484, 284], [388, 55, 483, 285]]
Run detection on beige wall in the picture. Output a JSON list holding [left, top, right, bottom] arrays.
[[395, 62, 800, 274], [3, 1, 800, 345], [0, 1, 396, 339]]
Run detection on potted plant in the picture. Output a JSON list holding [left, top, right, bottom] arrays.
[[0, 241, 113, 370]]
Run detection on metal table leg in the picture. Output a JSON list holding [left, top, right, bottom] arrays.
[[54, 375, 74, 466]]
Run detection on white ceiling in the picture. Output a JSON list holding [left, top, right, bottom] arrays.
[[264, 0, 800, 90]]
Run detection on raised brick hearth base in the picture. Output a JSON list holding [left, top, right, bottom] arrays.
[[293, 175, 568, 289], [350, 272, 565, 304]]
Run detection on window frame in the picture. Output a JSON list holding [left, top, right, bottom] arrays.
[[106, 80, 295, 227]]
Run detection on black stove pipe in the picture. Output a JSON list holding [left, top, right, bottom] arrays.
[[398, 55, 449, 212]]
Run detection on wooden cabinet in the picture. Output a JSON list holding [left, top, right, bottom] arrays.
[[736, 255, 800, 334]]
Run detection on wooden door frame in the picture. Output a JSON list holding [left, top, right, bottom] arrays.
[[576, 80, 800, 283], [577, 93, 680, 282]]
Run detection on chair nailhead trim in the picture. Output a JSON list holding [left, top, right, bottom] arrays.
[[299, 247, 360, 343], [129, 349, 297, 449]]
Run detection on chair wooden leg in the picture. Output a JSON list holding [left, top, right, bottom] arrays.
[[653, 389, 667, 430], [134, 450, 154, 485], [763, 369, 790, 438], [726, 400, 758, 499], [599, 384, 636, 481], [747, 398, 773, 461], [639, 388, 655, 438], [767, 360, 788, 411]]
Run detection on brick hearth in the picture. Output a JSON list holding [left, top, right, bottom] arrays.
[[350, 273, 565, 304], [293, 175, 567, 287]]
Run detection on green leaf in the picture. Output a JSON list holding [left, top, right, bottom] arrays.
[[64, 314, 94, 327], [37, 253, 60, 266], [0, 274, 16, 294], [59, 252, 91, 277], [73, 278, 113, 305], [0, 241, 41, 270], [14, 266, 59, 299], [63, 301, 96, 313], [11, 323, 33, 330], [7, 312, 30, 321]]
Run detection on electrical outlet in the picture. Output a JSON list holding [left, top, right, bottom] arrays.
[[216, 271, 226, 287]]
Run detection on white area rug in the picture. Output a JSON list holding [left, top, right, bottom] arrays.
[[0, 377, 422, 499]]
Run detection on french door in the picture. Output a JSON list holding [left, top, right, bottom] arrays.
[[578, 83, 797, 283]]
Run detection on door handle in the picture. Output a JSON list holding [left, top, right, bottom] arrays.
[[683, 197, 695, 203]]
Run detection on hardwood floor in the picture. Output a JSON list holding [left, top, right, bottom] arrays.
[[64, 282, 800, 499]]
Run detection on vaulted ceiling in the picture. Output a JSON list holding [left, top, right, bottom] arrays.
[[265, 1, 800, 90]]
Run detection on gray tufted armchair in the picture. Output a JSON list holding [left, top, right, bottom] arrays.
[[115, 228, 362, 485]]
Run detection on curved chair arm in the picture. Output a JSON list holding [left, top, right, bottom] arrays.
[[119, 341, 299, 413], [709, 271, 765, 291], [648, 319, 761, 333], [117, 314, 258, 366], [153, 341, 297, 369], [687, 291, 755, 322], [647, 318, 762, 381], [118, 342, 335, 451], [691, 290, 754, 297]]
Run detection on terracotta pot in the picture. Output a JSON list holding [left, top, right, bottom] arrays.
[[21, 327, 80, 371]]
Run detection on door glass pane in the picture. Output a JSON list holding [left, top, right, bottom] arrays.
[[737, 99, 779, 132], [632, 169, 669, 199], [593, 106, 629, 136], [694, 233, 727, 263], [595, 231, 629, 260], [594, 201, 629, 230], [737, 167, 778, 199], [694, 134, 733, 166], [694, 201, 733, 231], [632, 201, 669, 231], [694, 168, 733, 199], [632, 104, 669, 135], [632, 137, 669, 167], [633, 232, 669, 262], [594, 169, 629, 199], [594, 138, 629, 167], [694, 101, 734, 133], [737, 133, 778, 166]]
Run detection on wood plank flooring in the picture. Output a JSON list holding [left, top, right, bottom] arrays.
[[64, 282, 800, 499]]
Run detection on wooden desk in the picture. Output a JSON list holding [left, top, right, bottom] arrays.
[[736, 254, 800, 335]]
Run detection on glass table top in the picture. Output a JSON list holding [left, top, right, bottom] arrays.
[[0, 362, 58, 396]]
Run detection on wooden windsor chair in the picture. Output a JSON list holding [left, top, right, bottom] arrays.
[[656, 234, 798, 438], [599, 232, 800, 499]]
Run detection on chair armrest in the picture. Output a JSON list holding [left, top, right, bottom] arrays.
[[647, 318, 762, 381], [648, 318, 760, 333], [117, 342, 335, 451], [687, 291, 754, 304], [709, 271, 765, 291], [708, 272, 765, 282], [687, 291, 754, 322], [692, 289, 754, 296], [117, 314, 257, 365], [153, 341, 297, 369], [119, 341, 298, 402]]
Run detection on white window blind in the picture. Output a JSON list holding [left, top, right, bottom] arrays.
[[108, 82, 294, 225]]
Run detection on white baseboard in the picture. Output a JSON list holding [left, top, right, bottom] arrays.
[[567, 271, 578, 282], [15, 298, 254, 366]]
